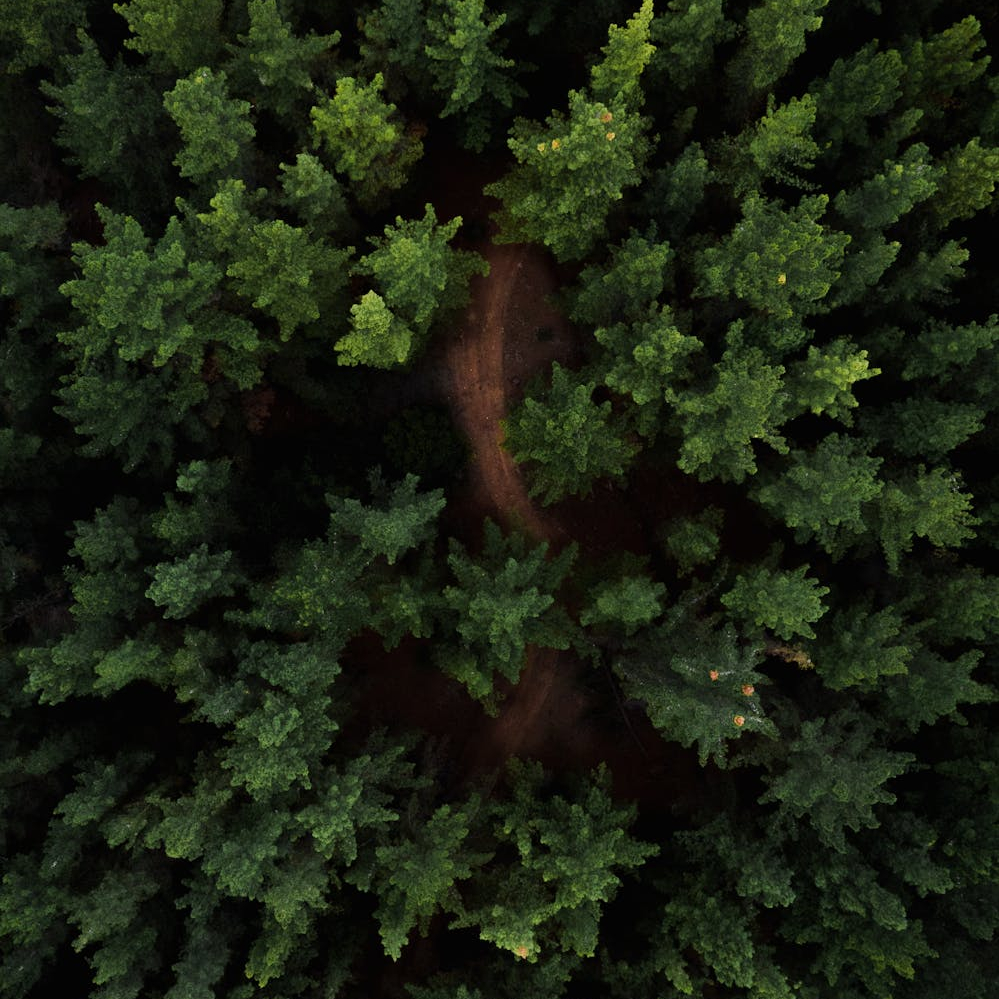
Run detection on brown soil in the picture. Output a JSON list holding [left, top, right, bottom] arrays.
[[351, 146, 702, 811]]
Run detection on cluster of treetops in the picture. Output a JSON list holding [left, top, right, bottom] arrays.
[[2, 0, 998, 996]]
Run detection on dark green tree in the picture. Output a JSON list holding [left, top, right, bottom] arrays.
[[503, 363, 639, 504]]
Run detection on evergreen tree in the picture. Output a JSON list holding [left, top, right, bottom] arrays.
[[310, 72, 423, 205], [114, 0, 226, 76], [438, 520, 575, 706], [503, 363, 640, 504]]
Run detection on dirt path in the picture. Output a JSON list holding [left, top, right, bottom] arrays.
[[443, 242, 573, 544]]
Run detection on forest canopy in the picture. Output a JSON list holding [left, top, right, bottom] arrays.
[[2, 1, 999, 998]]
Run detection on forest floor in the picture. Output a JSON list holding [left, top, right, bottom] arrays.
[[352, 146, 703, 813]]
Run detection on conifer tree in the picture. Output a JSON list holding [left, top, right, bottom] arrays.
[[438, 520, 575, 705], [114, 0, 225, 76], [503, 363, 639, 503]]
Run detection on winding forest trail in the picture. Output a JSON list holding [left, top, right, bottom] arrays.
[[442, 237, 581, 773]]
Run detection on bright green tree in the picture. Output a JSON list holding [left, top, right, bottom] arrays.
[[310, 73, 423, 204], [784, 338, 880, 424], [722, 562, 830, 641], [163, 68, 255, 185], [486, 3, 655, 261], [503, 363, 639, 504], [695, 193, 851, 319], [929, 138, 999, 228]]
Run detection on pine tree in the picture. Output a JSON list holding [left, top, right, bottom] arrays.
[[721, 562, 829, 641], [310, 73, 423, 205], [695, 193, 851, 320], [229, 0, 340, 116], [751, 434, 883, 556], [114, 0, 225, 75], [669, 327, 789, 484], [423, 0, 522, 150], [438, 520, 575, 705], [503, 363, 639, 504]]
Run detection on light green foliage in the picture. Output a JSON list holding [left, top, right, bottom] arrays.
[[580, 573, 666, 636], [60, 209, 221, 366], [595, 305, 701, 420], [487, 7, 654, 261], [310, 73, 423, 203], [613, 609, 772, 766], [695, 194, 851, 319], [197, 179, 350, 339], [810, 601, 912, 690], [439, 520, 575, 704], [40, 32, 170, 204], [453, 761, 656, 958], [338, 291, 414, 368], [833, 144, 939, 232], [930, 138, 999, 228], [338, 204, 486, 367], [230, 0, 339, 115], [749, 93, 819, 187], [728, 0, 829, 98], [760, 710, 915, 851], [649, 0, 734, 89], [721, 93, 820, 194], [785, 339, 879, 423], [146, 544, 239, 619], [360, 204, 483, 329], [163, 68, 255, 184], [722, 563, 829, 641], [503, 363, 639, 504], [278, 152, 349, 231], [0, 202, 64, 331], [115, 0, 224, 74], [811, 42, 906, 161], [662, 507, 723, 575], [487, 88, 650, 261], [902, 17, 990, 114], [424, 0, 521, 149], [867, 466, 978, 572], [752, 434, 883, 555], [356, 802, 490, 959], [326, 473, 445, 565], [569, 229, 673, 327], [670, 330, 789, 483], [588, 0, 655, 110]]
